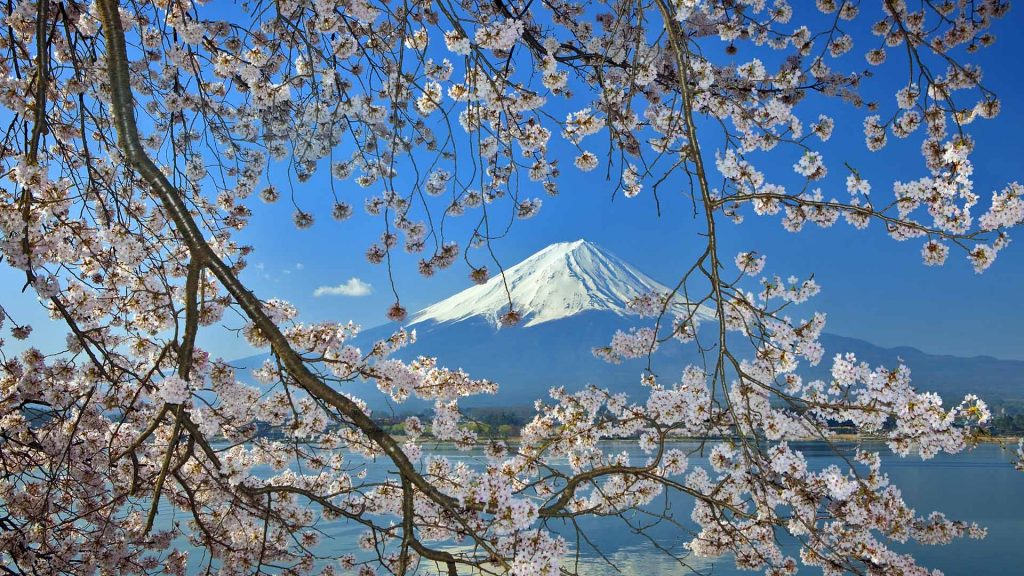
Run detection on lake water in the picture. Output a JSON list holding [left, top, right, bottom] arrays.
[[170, 440, 1024, 575]]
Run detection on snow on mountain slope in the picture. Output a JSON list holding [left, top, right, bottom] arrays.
[[408, 239, 715, 328]]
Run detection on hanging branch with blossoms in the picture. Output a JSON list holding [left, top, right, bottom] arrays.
[[0, 0, 1021, 575]]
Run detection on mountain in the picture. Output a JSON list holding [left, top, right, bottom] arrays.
[[409, 239, 715, 328], [234, 241, 1024, 411]]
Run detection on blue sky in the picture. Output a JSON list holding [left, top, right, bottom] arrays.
[[224, 10, 1024, 362], [3, 5, 1024, 363]]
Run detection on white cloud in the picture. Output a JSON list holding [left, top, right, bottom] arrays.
[[313, 277, 373, 297]]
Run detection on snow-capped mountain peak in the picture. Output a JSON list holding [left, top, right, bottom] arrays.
[[408, 239, 713, 328]]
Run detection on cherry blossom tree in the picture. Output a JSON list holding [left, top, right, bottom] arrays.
[[0, 0, 1020, 575]]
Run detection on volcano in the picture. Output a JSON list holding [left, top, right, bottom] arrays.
[[236, 240, 1024, 410]]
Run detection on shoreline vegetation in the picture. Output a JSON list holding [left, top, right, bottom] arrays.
[[368, 406, 1024, 445], [25, 405, 1023, 445], [381, 433, 1023, 445]]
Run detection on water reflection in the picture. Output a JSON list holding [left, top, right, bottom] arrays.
[[170, 441, 1023, 574]]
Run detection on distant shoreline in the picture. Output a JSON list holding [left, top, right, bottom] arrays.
[[826, 433, 1021, 444], [390, 434, 1023, 445]]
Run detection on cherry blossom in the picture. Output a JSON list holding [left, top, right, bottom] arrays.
[[0, 0, 1020, 574]]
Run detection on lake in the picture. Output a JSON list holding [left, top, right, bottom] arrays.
[[167, 440, 1024, 575]]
